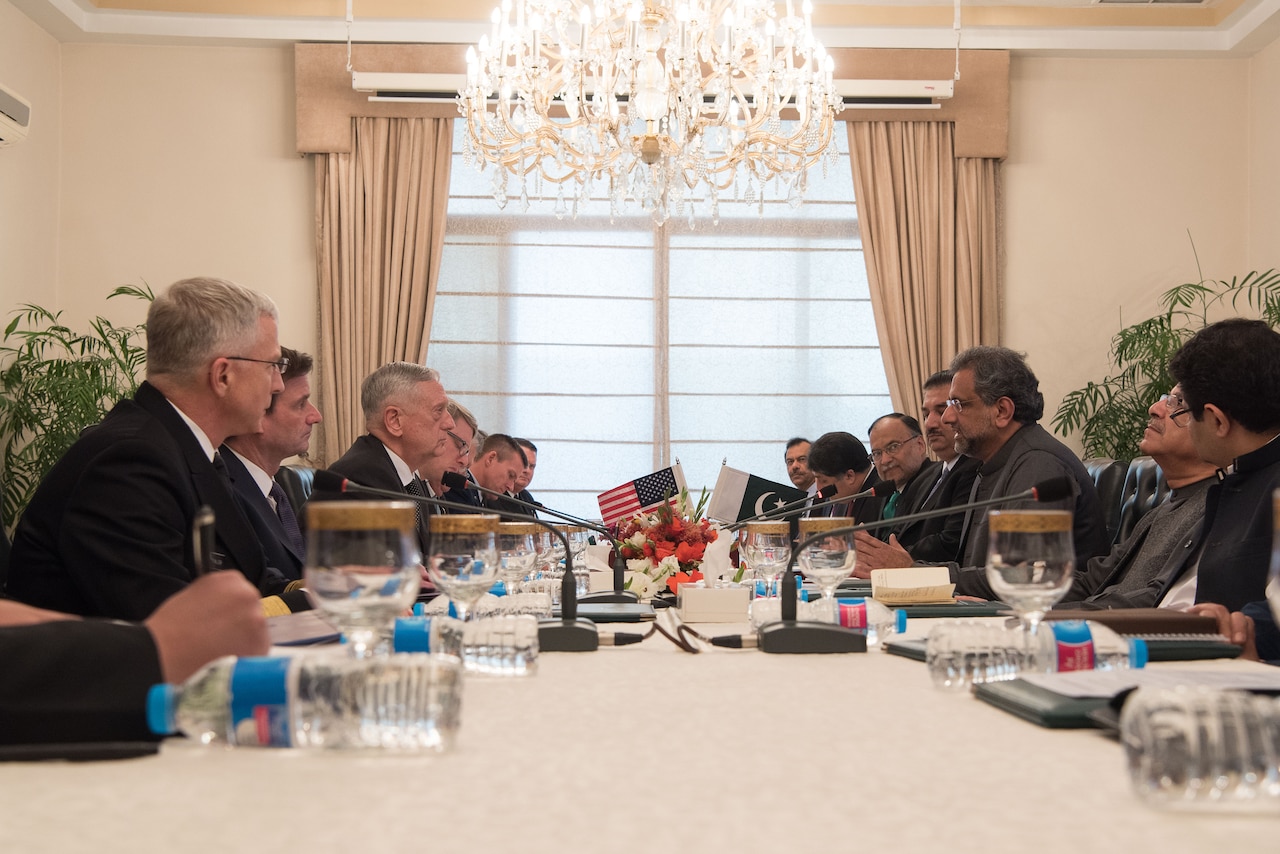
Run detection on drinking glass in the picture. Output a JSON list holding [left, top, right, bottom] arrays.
[[743, 520, 792, 598], [796, 517, 856, 621], [984, 509, 1075, 639], [498, 521, 539, 595], [427, 514, 501, 622], [304, 500, 421, 659]]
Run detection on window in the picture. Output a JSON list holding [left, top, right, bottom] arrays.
[[430, 124, 889, 519]]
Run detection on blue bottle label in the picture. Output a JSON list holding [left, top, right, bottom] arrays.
[[229, 657, 293, 747], [1048, 621, 1095, 672]]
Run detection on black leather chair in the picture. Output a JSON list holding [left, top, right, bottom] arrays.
[[1084, 458, 1129, 545], [1116, 455, 1170, 544]]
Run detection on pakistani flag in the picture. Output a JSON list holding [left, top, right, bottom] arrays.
[[707, 466, 808, 524]]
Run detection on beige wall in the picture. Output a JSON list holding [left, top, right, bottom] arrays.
[[0, 1, 61, 315], [2, 0, 1278, 452], [1003, 55, 1259, 450], [1249, 35, 1280, 271], [57, 43, 316, 351]]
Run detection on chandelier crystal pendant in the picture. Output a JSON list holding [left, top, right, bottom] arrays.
[[458, 0, 843, 225]]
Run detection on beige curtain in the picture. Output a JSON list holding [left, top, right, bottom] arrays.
[[848, 122, 999, 416], [314, 116, 453, 464]]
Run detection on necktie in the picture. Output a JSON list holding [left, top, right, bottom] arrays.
[[404, 476, 428, 526], [269, 481, 305, 557], [883, 491, 900, 520], [211, 451, 231, 483], [922, 466, 949, 507]]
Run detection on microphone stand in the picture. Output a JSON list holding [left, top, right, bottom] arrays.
[[724, 483, 887, 532], [443, 472, 639, 603], [757, 478, 1073, 655], [315, 471, 600, 652]]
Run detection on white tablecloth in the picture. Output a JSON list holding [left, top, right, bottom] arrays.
[[0, 618, 1275, 853]]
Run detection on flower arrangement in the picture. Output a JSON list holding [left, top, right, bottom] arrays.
[[613, 488, 718, 600]]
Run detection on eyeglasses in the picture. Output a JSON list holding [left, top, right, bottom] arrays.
[[226, 355, 290, 374], [447, 431, 471, 456], [1160, 392, 1191, 428], [945, 397, 978, 412], [870, 437, 920, 461]]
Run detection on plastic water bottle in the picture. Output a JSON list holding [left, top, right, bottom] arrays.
[[1121, 686, 1280, 812], [147, 653, 463, 751], [925, 620, 1148, 690], [833, 597, 908, 650], [394, 614, 539, 676]]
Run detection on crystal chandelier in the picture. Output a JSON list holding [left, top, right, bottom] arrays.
[[458, 1, 843, 225]]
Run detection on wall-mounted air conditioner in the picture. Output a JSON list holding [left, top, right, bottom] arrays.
[[0, 83, 32, 147]]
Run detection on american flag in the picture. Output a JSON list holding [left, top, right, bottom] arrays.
[[597, 465, 686, 526]]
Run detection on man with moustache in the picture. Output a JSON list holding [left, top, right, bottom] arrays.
[[6, 278, 295, 620], [850, 347, 1107, 596], [866, 413, 937, 531], [784, 438, 818, 501], [1054, 384, 1218, 608]]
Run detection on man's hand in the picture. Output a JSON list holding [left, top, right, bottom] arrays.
[[852, 531, 914, 577], [146, 572, 270, 683], [1186, 603, 1258, 661]]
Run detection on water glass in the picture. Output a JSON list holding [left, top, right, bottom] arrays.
[[797, 516, 856, 621], [304, 501, 421, 659], [498, 521, 539, 595], [743, 520, 791, 598], [984, 509, 1075, 639], [427, 513, 501, 621]]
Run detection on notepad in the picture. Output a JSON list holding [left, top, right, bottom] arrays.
[[870, 566, 956, 605]]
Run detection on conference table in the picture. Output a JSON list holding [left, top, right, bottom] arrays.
[[1, 615, 1275, 853]]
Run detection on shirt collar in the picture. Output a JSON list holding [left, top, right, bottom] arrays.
[[225, 447, 274, 499], [167, 401, 216, 462]]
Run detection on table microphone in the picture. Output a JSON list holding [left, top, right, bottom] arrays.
[[311, 470, 604, 651], [443, 471, 639, 604], [753, 476, 1076, 655]]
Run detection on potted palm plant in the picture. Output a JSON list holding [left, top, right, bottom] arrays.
[[1052, 268, 1280, 460], [0, 284, 152, 531]]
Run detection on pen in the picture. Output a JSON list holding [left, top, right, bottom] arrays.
[[192, 505, 215, 575]]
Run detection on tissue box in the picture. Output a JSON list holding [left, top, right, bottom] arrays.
[[678, 586, 751, 623]]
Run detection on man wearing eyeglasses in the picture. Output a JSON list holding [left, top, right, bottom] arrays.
[[421, 400, 482, 512], [1053, 384, 1218, 608], [1162, 319, 1280, 628], [852, 347, 1108, 596], [6, 277, 302, 620], [866, 413, 937, 536]]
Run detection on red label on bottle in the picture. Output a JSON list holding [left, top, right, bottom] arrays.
[[838, 602, 868, 629], [1055, 638, 1096, 671]]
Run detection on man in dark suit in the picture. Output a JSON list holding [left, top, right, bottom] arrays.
[[1162, 319, 1280, 614], [320, 362, 456, 555], [0, 571, 268, 745], [513, 437, 541, 512], [422, 399, 482, 512], [806, 431, 885, 523], [857, 370, 980, 566], [223, 347, 322, 581], [848, 348, 1108, 598], [471, 433, 532, 515], [866, 413, 938, 530], [5, 277, 303, 620]]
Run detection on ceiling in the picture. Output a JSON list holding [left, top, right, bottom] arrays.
[[11, 0, 1280, 55]]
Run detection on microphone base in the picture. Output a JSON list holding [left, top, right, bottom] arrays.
[[578, 590, 640, 604], [757, 621, 867, 654], [538, 618, 600, 652]]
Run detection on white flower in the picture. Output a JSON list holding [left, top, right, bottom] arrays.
[[627, 557, 654, 575], [655, 555, 680, 580], [627, 532, 647, 549]]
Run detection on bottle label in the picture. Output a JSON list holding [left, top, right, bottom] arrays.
[[1048, 621, 1095, 672], [837, 599, 869, 630], [229, 657, 293, 747]]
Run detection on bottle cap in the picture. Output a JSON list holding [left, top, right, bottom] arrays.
[[1128, 637, 1149, 669], [490, 580, 508, 596], [394, 617, 434, 653], [893, 608, 908, 633], [145, 683, 177, 735]]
